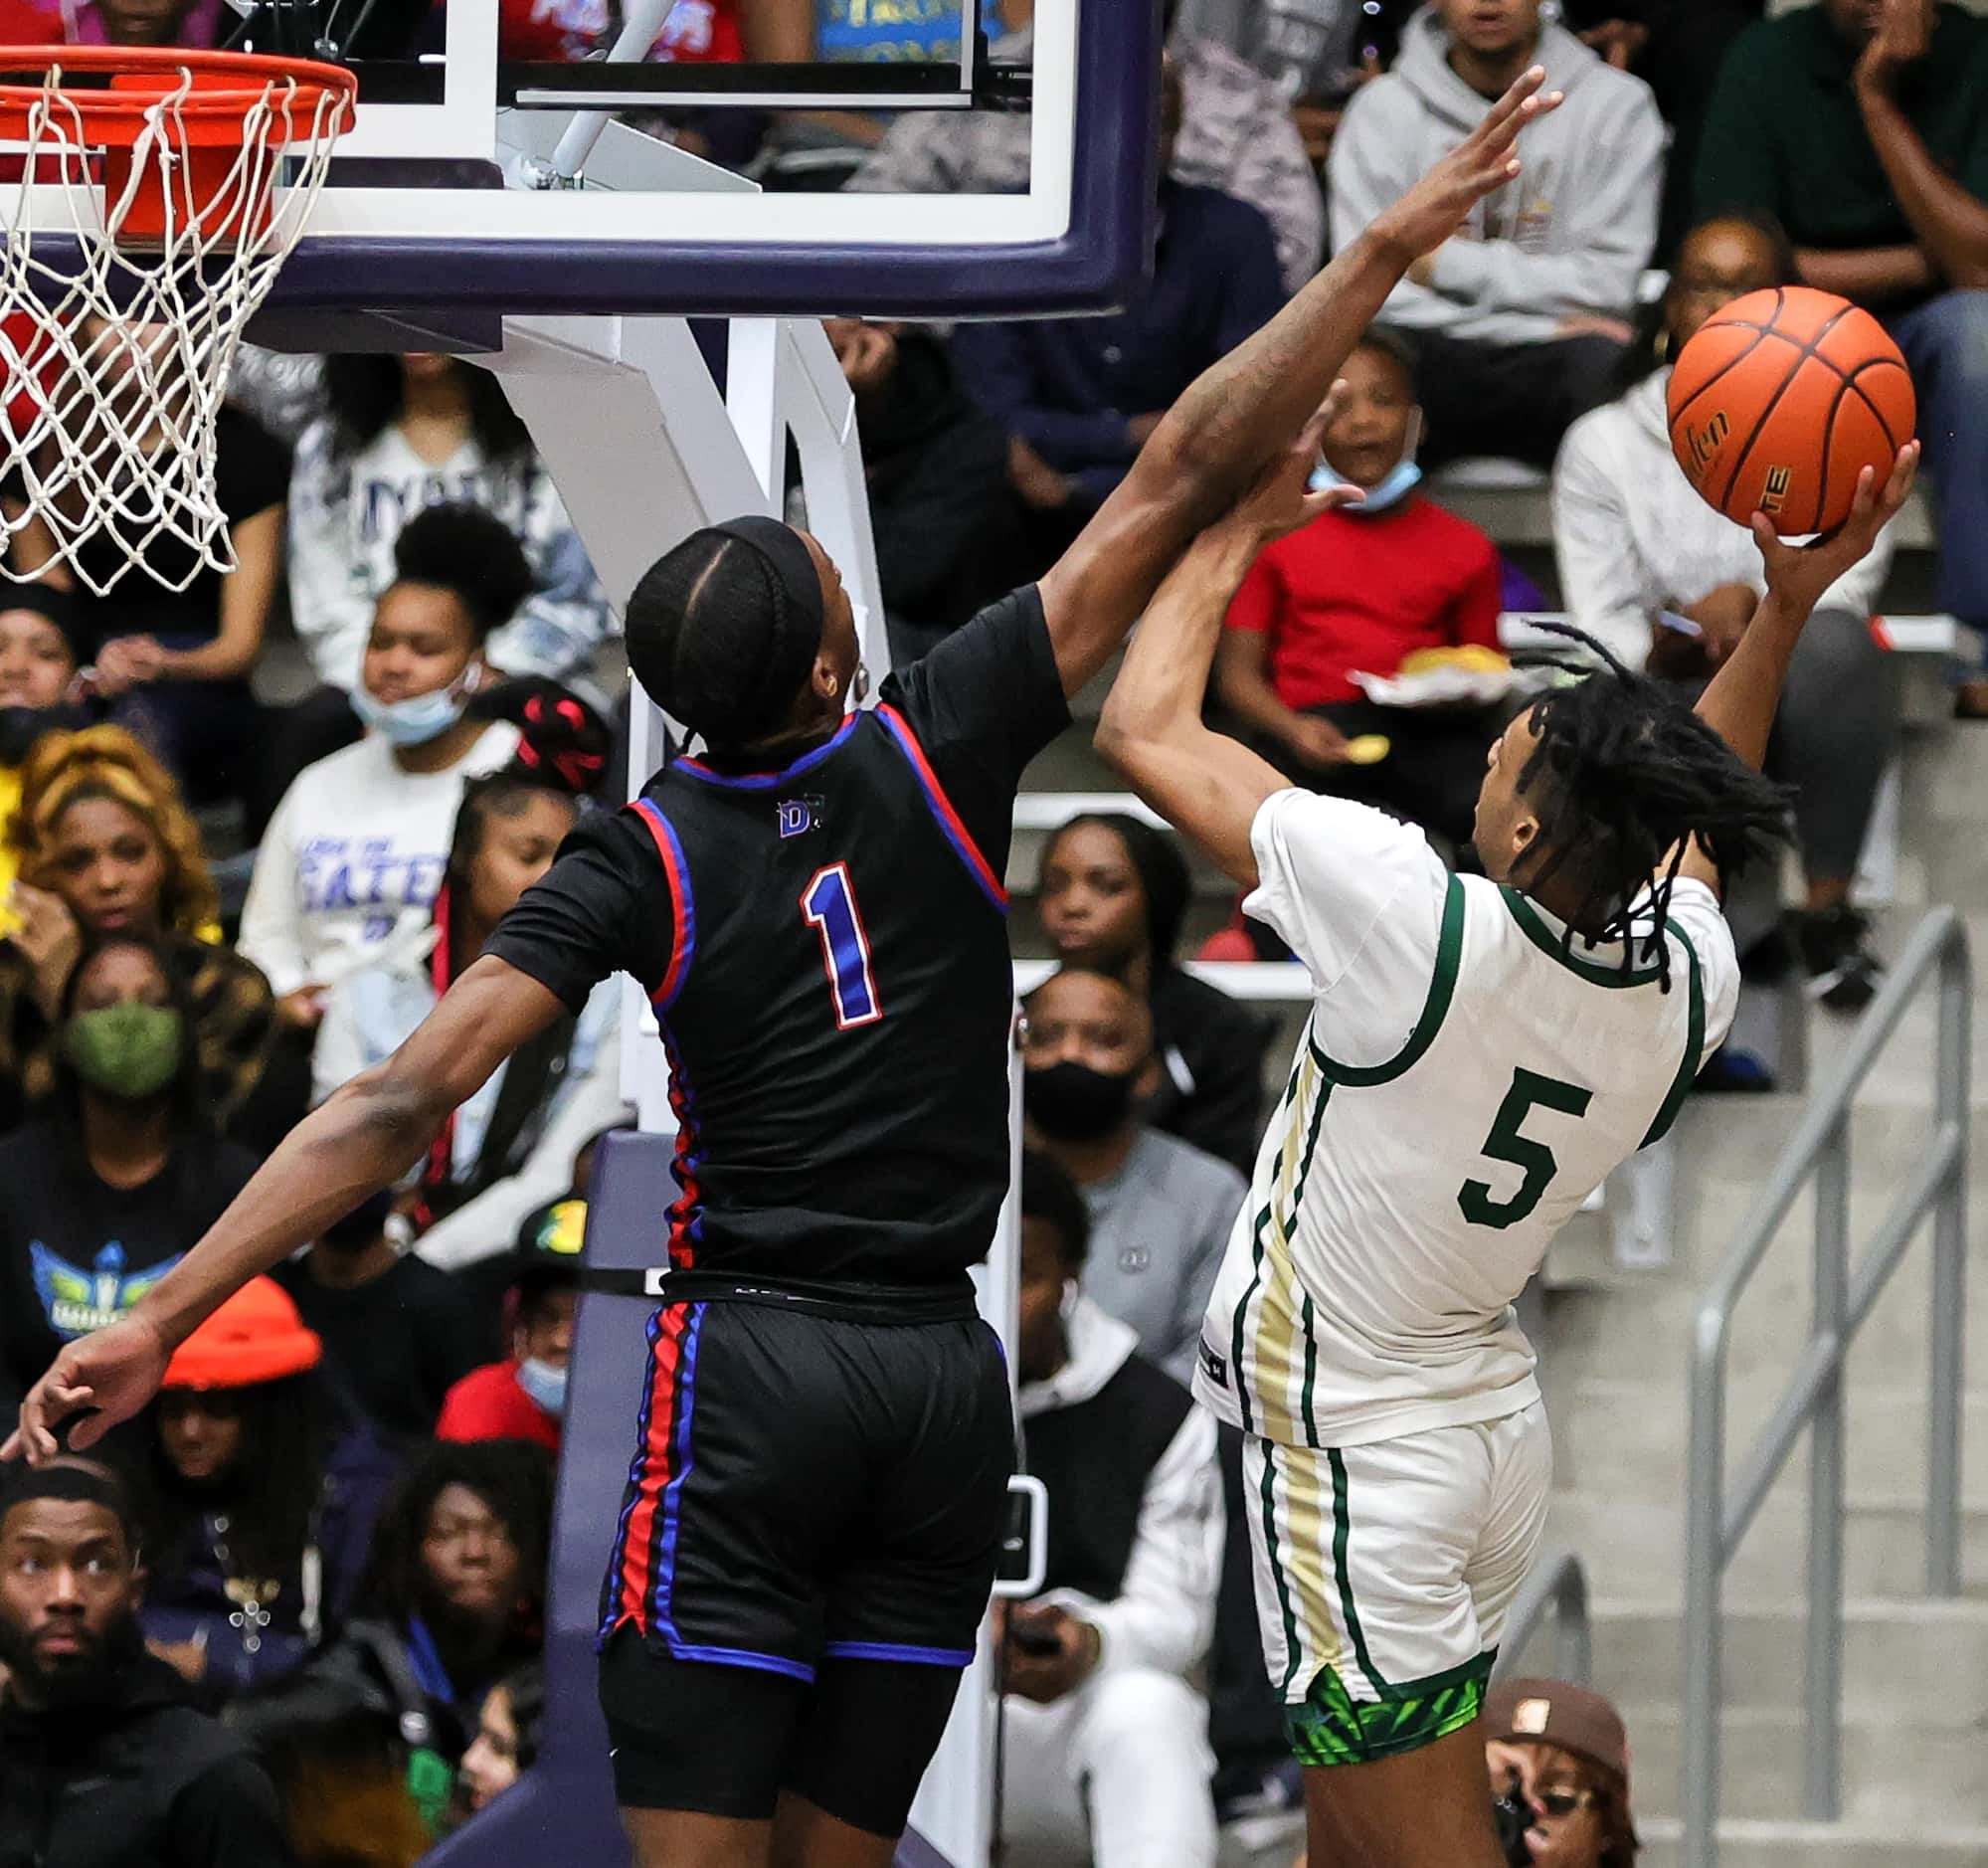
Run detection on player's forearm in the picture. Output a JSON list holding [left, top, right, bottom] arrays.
[[1691, 589, 1808, 772], [1215, 645, 1310, 747], [1144, 223, 1417, 513], [132, 1068, 447, 1353], [1855, 86, 1988, 289], [1098, 529, 1261, 759]]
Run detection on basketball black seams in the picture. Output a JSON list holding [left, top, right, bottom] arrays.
[[1703, 299, 1859, 515]]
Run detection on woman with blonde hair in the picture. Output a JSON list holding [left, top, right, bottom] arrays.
[[0, 724, 276, 1136]]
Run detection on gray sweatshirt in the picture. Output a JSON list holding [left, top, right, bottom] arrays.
[[1328, 9, 1664, 347]]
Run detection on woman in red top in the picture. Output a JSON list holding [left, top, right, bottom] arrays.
[[1215, 331, 1507, 852]]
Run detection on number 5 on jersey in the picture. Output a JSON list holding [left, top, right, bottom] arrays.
[[802, 862, 883, 1029], [1458, 1067, 1592, 1230]]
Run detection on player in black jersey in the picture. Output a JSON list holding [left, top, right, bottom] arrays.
[[9, 71, 1561, 1868]]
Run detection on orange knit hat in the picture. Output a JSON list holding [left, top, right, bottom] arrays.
[[161, 1277, 322, 1391]]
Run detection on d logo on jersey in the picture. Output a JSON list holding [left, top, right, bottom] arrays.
[[778, 795, 825, 839]]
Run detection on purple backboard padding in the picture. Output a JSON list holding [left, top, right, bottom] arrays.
[[422, 1129, 959, 1868], [258, 0, 1160, 317]]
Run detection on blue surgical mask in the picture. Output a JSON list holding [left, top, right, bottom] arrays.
[[1315, 407, 1424, 516], [353, 664, 482, 748], [515, 1356, 568, 1419]]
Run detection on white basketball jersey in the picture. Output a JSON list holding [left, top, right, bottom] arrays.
[[1195, 791, 1739, 1450]]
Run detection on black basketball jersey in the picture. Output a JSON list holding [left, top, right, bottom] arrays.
[[485, 586, 1069, 1305]]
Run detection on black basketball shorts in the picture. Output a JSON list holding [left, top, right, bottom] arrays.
[[596, 1297, 1013, 1819]]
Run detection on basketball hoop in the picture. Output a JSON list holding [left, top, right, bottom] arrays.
[[0, 46, 356, 595]]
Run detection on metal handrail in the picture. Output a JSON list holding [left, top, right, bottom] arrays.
[[1495, 1547, 1592, 1687], [1681, 907, 1970, 1868]]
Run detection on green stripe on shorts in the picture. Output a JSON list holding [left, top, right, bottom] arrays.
[[1284, 1654, 1496, 1768]]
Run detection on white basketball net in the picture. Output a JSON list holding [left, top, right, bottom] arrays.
[[0, 64, 347, 595]]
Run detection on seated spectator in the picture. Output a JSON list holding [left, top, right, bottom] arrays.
[[1553, 215, 1898, 1009], [0, 725, 277, 1137], [273, 1193, 491, 1445], [126, 1279, 399, 1701], [849, 32, 1325, 300], [1215, 333, 1507, 851], [229, 1438, 553, 1838], [1001, 1151, 1223, 1868], [824, 317, 1024, 664], [7, 316, 287, 805], [435, 1198, 583, 1456], [0, 585, 87, 917], [1329, 0, 1663, 469], [241, 506, 533, 1038], [1694, 0, 1988, 708], [287, 354, 611, 701], [76, 0, 227, 43], [453, 1657, 545, 1823], [0, 1459, 294, 1868], [1483, 1677, 1639, 1868], [1037, 811, 1269, 1173], [0, 932, 257, 1419], [311, 691, 621, 1270], [950, 60, 1285, 559], [1021, 969, 1244, 1385]]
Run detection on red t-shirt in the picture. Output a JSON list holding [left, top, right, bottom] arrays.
[[436, 1360, 562, 1456], [1224, 496, 1503, 710]]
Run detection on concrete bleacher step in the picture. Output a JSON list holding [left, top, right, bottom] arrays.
[[1634, 1817, 1988, 1868], [1620, 1705, 1988, 1824], [1588, 1598, 1988, 1721]]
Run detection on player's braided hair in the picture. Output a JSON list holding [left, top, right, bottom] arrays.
[[1515, 623, 1793, 991]]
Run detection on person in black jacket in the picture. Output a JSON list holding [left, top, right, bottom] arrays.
[[0, 1457, 294, 1868], [1037, 811, 1270, 1174], [824, 318, 1026, 666]]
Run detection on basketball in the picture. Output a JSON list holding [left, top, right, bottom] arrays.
[[1666, 285, 1915, 536]]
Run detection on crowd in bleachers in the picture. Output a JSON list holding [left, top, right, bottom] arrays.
[[0, 0, 1982, 1864]]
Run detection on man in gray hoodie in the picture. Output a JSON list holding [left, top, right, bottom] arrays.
[[1330, 0, 1664, 469]]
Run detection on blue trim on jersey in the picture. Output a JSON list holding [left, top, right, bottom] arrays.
[[631, 799, 697, 1010], [656, 1023, 709, 1263], [664, 1643, 817, 1683], [823, 1640, 975, 1668], [873, 705, 1008, 914], [649, 1301, 707, 1637], [599, 1305, 666, 1643], [671, 713, 861, 791]]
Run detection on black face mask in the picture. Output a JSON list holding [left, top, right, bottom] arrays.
[[1026, 1059, 1138, 1142]]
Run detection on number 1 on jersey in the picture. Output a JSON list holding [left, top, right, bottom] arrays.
[[802, 862, 883, 1029]]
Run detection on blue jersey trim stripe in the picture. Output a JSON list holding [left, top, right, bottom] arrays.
[[822, 1640, 975, 1668], [873, 704, 1008, 914], [671, 712, 861, 790], [630, 799, 697, 1010], [649, 1301, 707, 1637], [664, 1642, 816, 1683]]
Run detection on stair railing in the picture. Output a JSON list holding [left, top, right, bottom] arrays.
[[1682, 907, 1970, 1868]]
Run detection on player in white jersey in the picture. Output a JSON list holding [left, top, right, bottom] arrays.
[[1096, 406, 1918, 1868]]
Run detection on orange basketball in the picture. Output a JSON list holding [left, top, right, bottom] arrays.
[[1666, 285, 1915, 535]]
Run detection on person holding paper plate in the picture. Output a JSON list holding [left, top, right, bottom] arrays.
[[1214, 330, 1521, 855]]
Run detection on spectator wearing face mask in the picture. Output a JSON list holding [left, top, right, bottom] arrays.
[[273, 1193, 491, 1446], [0, 726, 277, 1140], [1215, 332, 1508, 853], [1483, 1677, 1640, 1868], [0, 1459, 296, 1868], [127, 1279, 400, 1702], [310, 686, 623, 1273], [1036, 811, 1270, 1174], [228, 1439, 553, 1839], [1021, 969, 1245, 1387], [240, 505, 532, 1040], [434, 1199, 583, 1457], [0, 932, 257, 1421], [998, 1151, 1224, 1868]]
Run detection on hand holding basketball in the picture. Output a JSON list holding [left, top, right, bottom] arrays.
[[1377, 67, 1563, 259], [1750, 442, 1919, 621]]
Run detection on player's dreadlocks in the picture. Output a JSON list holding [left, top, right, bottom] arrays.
[[1513, 623, 1793, 991]]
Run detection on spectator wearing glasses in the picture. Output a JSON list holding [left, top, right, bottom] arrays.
[[1483, 1677, 1639, 1868]]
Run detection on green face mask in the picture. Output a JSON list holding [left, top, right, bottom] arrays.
[[64, 1003, 183, 1101]]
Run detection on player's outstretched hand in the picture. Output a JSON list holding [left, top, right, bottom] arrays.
[[1750, 441, 1919, 620], [1377, 66, 1563, 259], [1217, 387, 1364, 548], [2, 1315, 171, 1465]]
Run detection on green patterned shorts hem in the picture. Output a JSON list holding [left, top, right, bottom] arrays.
[[1283, 1656, 1494, 1768]]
